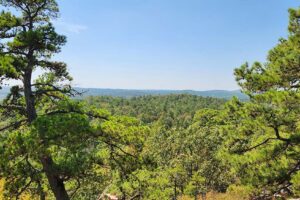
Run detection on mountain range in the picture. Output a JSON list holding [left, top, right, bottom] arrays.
[[75, 88, 248, 100], [0, 87, 248, 100]]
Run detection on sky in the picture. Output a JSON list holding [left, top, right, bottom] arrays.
[[52, 0, 299, 91]]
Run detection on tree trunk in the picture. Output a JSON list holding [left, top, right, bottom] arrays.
[[40, 192, 45, 200], [40, 156, 70, 200], [194, 190, 199, 200], [23, 71, 37, 122], [37, 182, 45, 200], [173, 180, 177, 200], [23, 72, 70, 200], [201, 193, 206, 200]]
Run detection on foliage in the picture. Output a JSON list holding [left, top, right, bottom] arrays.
[[85, 94, 226, 127], [212, 7, 300, 199], [291, 172, 300, 197], [83, 95, 231, 199], [0, 0, 299, 199], [0, 1, 149, 199]]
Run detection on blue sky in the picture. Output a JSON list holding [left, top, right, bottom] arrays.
[[53, 0, 299, 90]]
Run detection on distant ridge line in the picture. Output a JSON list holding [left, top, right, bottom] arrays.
[[0, 87, 248, 100], [74, 87, 248, 100]]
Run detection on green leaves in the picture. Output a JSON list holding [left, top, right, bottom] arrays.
[[235, 9, 300, 94], [0, 0, 70, 92], [0, 0, 59, 20], [218, 7, 300, 198], [291, 171, 300, 196], [0, 11, 22, 38], [288, 8, 300, 35], [0, 55, 19, 80]]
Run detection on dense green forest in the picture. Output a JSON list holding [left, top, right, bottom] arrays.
[[0, 0, 299, 199], [84, 95, 226, 125]]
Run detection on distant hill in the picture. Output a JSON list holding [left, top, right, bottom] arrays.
[[75, 88, 248, 100], [0, 87, 248, 100]]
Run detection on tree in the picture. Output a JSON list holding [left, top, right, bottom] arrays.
[[217, 7, 300, 198], [0, 0, 73, 198], [0, 1, 150, 199]]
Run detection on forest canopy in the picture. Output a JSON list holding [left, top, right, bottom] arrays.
[[0, 0, 299, 200]]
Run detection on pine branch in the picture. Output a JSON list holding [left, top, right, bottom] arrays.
[[0, 119, 27, 132]]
